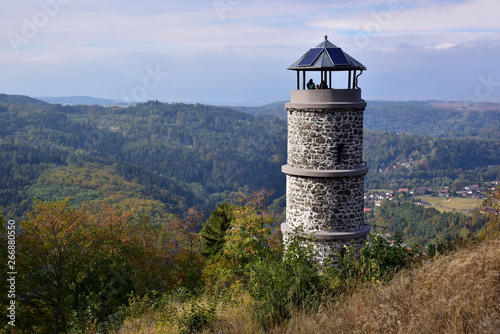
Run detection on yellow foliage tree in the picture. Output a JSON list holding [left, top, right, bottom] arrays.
[[201, 189, 277, 295], [480, 186, 500, 238]]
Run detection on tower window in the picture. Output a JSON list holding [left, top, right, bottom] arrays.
[[337, 144, 344, 165]]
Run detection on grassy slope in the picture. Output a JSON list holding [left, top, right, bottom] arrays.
[[115, 229, 500, 333], [285, 235, 500, 333]]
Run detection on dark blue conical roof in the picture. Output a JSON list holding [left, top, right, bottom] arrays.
[[288, 36, 366, 71]]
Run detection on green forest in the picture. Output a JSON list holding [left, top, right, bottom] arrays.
[[1, 94, 499, 222], [1, 94, 499, 332], [366, 199, 490, 246], [1, 94, 499, 239]]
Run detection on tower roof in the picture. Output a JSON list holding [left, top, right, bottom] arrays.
[[288, 36, 366, 71]]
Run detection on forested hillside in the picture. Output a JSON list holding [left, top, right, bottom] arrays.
[[239, 100, 500, 139], [366, 199, 489, 246], [0, 96, 287, 221], [365, 100, 500, 139], [0, 94, 499, 226], [364, 130, 500, 189]]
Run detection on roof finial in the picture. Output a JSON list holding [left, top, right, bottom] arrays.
[[325, 35, 328, 41]]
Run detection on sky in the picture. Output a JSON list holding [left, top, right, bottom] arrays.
[[0, 0, 499, 105]]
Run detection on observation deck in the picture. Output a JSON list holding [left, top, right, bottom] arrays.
[[286, 88, 366, 110]]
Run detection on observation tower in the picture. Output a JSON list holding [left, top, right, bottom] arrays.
[[281, 36, 370, 265]]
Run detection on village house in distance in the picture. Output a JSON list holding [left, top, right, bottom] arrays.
[[281, 36, 370, 265]]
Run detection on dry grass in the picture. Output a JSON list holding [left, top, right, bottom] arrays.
[[210, 295, 267, 334], [285, 236, 500, 334], [115, 227, 500, 334], [115, 315, 164, 334]]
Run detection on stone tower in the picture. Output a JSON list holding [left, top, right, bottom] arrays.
[[281, 36, 370, 265]]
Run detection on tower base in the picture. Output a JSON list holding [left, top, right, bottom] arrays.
[[281, 222, 370, 266]]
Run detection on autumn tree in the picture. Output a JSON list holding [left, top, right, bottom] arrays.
[[17, 200, 134, 333], [201, 190, 277, 295], [170, 207, 205, 293], [14, 199, 209, 332]]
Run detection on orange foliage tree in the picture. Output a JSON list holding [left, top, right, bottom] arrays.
[[15, 200, 205, 333]]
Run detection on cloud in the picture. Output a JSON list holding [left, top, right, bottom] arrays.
[[309, 0, 500, 33], [432, 42, 457, 50], [0, 0, 498, 103]]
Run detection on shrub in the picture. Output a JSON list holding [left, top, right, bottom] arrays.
[[249, 228, 326, 328], [336, 232, 423, 288], [175, 300, 217, 334]]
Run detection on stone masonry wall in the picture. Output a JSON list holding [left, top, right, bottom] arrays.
[[286, 174, 365, 233], [287, 109, 364, 170], [284, 105, 368, 266], [312, 236, 366, 266], [283, 231, 366, 267]]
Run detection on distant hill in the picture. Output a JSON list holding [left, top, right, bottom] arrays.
[[431, 101, 500, 112], [0, 93, 51, 107], [36, 96, 124, 106], [231, 101, 287, 118], [25, 97, 500, 141], [365, 100, 500, 140]]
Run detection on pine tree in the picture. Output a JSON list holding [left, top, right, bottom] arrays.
[[200, 203, 233, 259]]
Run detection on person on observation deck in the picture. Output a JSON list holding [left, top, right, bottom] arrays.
[[307, 79, 315, 89]]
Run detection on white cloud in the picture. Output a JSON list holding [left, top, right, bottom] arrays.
[[310, 0, 500, 33], [433, 42, 457, 50], [0, 0, 499, 103]]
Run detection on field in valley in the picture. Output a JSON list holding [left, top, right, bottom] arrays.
[[418, 196, 482, 213]]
